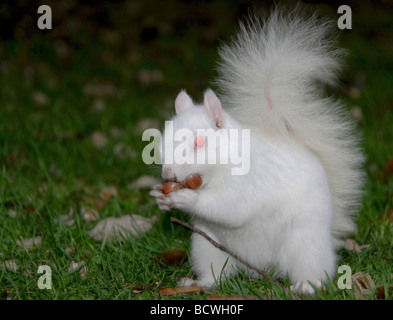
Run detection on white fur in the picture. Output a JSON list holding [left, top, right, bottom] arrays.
[[150, 7, 364, 294], [216, 8, 365, 245]]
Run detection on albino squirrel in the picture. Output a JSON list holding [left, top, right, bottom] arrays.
[[150, 7, 364, 294]]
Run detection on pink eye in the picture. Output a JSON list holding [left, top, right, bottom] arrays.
[[195, 137, 204, 147]]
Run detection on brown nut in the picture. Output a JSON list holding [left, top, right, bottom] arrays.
[[184, 173, 202, 190], [162, 181, 183, 194]]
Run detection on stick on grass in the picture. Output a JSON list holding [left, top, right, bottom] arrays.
[[170, 217, 277, 283]]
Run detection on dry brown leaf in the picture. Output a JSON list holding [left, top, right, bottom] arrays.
[[81, 207, 100, 222], [152, 249, 187, 267], [7, 153, 15, 163], [90, 131, 108, 149], [376, 286, 385, 300], [69, 261, 87, 278], [80, 265, 87, 278], [1, 259, 18, 272], [132, 283, 156, 294], [16, 236, 42, 249], [59, 208, 75, 226], [100, 186, 118, 201], [345, 239, 369, 253], [378, 209, 393, 224], [382, 157, 393, 180], [159, 284, 205, 296], [376, 284, 393, 300], [69, 261, 83, 272], [25, 206, 36, 214], [351, 272, 376, 300], [82, 197, 107, 210], [8, 209, 17, 218], [87, 214, 158, 241], [386, 209, 393, 221]]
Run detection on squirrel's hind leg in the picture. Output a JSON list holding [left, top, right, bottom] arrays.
[[178, 232, 239, 288]]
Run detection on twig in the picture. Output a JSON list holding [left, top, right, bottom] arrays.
[[170, 217, 276, 283]]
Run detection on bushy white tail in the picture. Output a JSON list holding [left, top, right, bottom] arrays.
[[216, 7, 364, 246]]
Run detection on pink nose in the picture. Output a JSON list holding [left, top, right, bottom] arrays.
[[162, 167, 176, 181]]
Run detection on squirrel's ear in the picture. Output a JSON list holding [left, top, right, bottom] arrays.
[[204, 89, 223, 128], [175, 90, 193, 114]]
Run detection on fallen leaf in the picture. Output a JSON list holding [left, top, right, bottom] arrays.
[[90, 131, 108, 149], [16, 236, 42, 249], [1, 259, 18, 272], [69, 261, 83, 272], [69, 261, 87, 278], [132, 283, 157, 294], [8, 209, 17, 218], [152, 249, 187, 267], [32, 91, 49, 107], [207, 294, 259, 300], [376, 284, 393, 300], [82, 197, 107, 210], [130, 175, 160, 189], [345, 239, 369, 253], [80, 266, 87, 278], [376, 285, 385, 299], [386, 209, 393, 220], [87, 214, 158, 241], [382, 157, 393, 180], [7, 153, 16, 163], [81, 207, 99, 222], [378, 209, 393, 224], [25, 206, 36, 214], [351, 272, 376, 300], [159, 284, 205, 296], [100, 186, 118, 201]]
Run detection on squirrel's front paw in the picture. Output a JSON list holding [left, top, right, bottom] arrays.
[[161, 188, 198, 212], [149, 184, 171, 211], [150, 185, 198, 212]]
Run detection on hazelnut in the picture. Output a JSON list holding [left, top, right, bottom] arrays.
[[162, 181, 183, 194], [184, 173, 202, 190]]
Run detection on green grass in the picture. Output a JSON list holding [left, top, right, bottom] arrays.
[[1, 1, 393, 300]]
